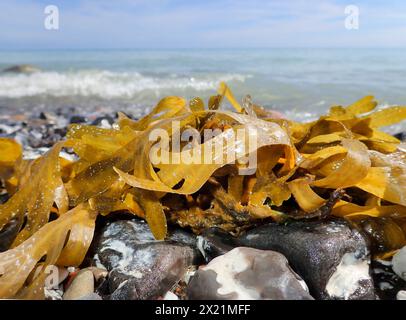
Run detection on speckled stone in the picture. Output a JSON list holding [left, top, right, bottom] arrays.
[[197, 219, 375, 300], [392, 246, 406, 281], [187, 247, 314, 300], [92, 219, 202, 300]]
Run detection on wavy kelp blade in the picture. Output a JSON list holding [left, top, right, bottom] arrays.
[[288, 177, 326, 213], [88, 180, 144, 217], [116, 146, 230, 196], [117, 117, 292, 195], [365, 106, 406, 128], [250, 172, 291, 207], [0, 138, 22, 179], [211, 186, 285, 221], [189, 97, 205, 113], [311, 139, 371, 188], [133, 189, 167, 240], [0, 143, 65, 246], [332, 200, 406, 218], [69, 114, 195, 238], [66, 138, 137, 206], [0, 138, 22, 163], [0, 205, 96, 299], [67, 112, 196, 206], [299, 115, 373, 151], [66, 125, 137, 162], [228, 174, 244, 202], [56, 210, 96, 266], [300, 145, 348, 170], [13, 144, 66, 246], [218, 82, 243, 112], [279, 145, 297, 174], [54, 178, 69, 215], [363, 140, 398, 154], [356, 166, 406, 206], [357, 130, 400, 153], [306, 133, 344, 145], [352, 150, 406, 206], [285, 120, 315, 145], [346, 96, 377, 115], [131, 96, 188, 131], [256, 145, 285, 176]]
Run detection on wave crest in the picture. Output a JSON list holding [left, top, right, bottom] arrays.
[[0, 70, 248, 99]]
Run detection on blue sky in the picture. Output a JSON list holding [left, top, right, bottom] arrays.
[[0, 0, 405, 49]]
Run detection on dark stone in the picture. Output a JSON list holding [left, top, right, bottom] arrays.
[[109, 244, 196, 300], [188, 269, 226, 299], [394, 132, 406, 142], [16, 123, 68, 149], [197, 228, 236, 263], [197, 219, 375, 300], [0, 192, 9, 205], [2, 64, 40, 73], [187, 247, 314, 300], [53, 127, 68, 138], [92, 219, 202, 300], [92, 115, 115, 126], [392, 246, 406, 281], [0, 219, 20, 252], [70, 115, 88, 124], [115, 111, 133, 120], [372, 260, 406, 300]]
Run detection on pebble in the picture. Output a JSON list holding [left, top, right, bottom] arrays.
[[397, 290, 406, 300], [56, 267, 69, 285], [63, 270, 95, 300], [197, 218, 375, 300], [88, 266, 108, 282], [394, 132, 406, 142], [91, 219, 202, 300], [2, 64, 41, 73], [0, 109, 118, 155], [196, 228, 236, 263], [163, 291, 179, 300], [187, 247, 314, 300], [69, 115, 88, 124], [92, 115, 115, 127], [392, 246, 406, 281], [372, 260, 404, 300]]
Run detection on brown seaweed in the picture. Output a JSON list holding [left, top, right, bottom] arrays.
[[0, 83, 406, 298]]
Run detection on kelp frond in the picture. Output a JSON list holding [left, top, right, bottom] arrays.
[[0, 83, 406, 298]]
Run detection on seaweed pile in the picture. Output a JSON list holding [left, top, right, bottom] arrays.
[[0, 83, 406, 299]]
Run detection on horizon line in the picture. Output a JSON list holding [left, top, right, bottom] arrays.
[[1, 47, 406, 52]]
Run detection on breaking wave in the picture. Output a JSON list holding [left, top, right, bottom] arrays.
[[0, 70, 249, 99]]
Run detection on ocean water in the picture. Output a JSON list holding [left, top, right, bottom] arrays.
[[0, 48, 405, 130]]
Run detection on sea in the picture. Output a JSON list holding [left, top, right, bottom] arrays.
[[0, 48, 405, 132]]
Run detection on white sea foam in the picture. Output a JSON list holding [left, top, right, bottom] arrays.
[[0, 70, 248, 99]]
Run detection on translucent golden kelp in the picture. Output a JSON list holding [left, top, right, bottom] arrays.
[[0, 83, 406, 298]]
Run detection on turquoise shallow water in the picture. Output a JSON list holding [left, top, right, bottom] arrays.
[[0, 48, 405, 130]]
